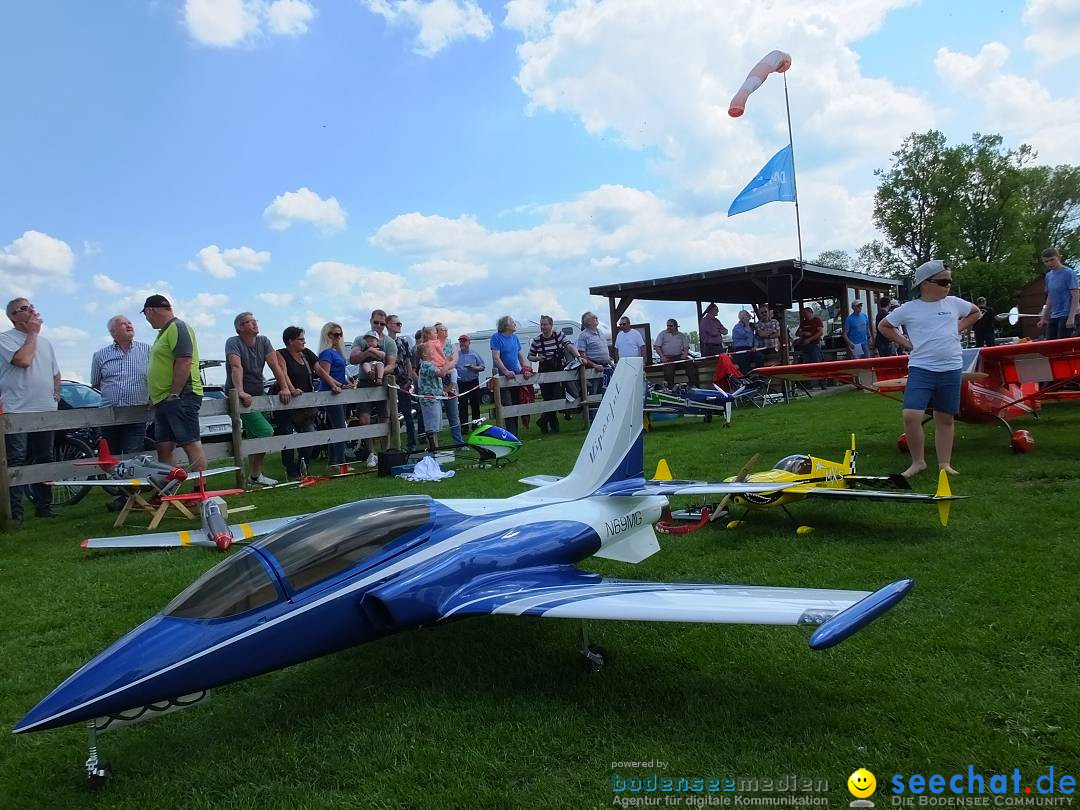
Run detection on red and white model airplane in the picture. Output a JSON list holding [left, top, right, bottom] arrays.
[[755, 337, 1080, 452]]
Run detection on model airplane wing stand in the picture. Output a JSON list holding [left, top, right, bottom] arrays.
[[19, 359, 913, 788]]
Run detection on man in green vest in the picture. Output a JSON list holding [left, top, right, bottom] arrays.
[[142, 294, 206, 472]]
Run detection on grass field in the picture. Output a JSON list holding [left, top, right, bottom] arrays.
[[1, 390, 1078, 808]]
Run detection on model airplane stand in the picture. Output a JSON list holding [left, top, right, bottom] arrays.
[[111, 490, 194, 529]]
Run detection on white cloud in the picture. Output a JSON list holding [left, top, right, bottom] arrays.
[[184, 0, 260, 47], [177, 292, 231, 329], [1023, 0, 1080, 65], [266, 0, 316, 36], [504, 0, 549, 35], [408, 258, 488, 282], [257, 292, 295, 307], [82, 240, 102, 257], [363, 0, 493, 56], [511, 0, 929, 196], [92, 274, 127, 295], [43, 325, 89, 344], [183, 0, 315, 47], [934, 42, 1080, 164], [192, 245, 271, 278], [0, 230, 76, 297], [263, 187, 347, 233], [0, 230, 75, 278]]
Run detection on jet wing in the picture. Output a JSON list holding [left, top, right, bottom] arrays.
[[81, 515, 308, 550], [628, 480, 798, 496], [440, 566, 913, 650]]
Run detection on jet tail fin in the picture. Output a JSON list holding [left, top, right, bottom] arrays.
[[515, 358, 645, 500]]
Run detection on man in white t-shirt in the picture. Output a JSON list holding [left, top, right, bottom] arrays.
[[878, 260, 981, 479], [0, 297, 61, 524], [613, 316, 647, 362]]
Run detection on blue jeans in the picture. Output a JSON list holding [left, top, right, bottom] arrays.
[[322, 404, 347, 466], [443, 391, 463, 445], [1046, 316, 1075, 340], [903, 367, 962, 415], [398, 389, 418, 450], [101, 422, 147, 456], [275, 412, 316, 477], [6, 431, 54, 518]]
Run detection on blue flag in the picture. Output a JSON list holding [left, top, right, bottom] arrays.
[[727, 144, 796, 216]]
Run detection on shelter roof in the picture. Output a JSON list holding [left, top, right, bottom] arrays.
[[589, 259, 896, 303]]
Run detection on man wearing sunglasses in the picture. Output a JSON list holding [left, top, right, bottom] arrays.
[[878, 260, 982, 479], [0, 298, 61, 524], [348, 309, 398, 467]]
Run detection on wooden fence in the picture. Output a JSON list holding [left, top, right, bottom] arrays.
[[492, 367, 603, 428], [0, 385, 399, 529]]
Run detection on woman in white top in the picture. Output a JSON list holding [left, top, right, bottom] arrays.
[[878, 260, 981, 479]]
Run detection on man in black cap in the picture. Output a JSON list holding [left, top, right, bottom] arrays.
[[143, 294, 206, 471]]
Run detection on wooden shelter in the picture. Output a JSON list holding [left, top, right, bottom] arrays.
[[590, 258, 898, 365]]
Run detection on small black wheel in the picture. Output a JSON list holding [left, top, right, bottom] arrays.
[[579, 643, 608, 672], [87, 761, 111, 789]]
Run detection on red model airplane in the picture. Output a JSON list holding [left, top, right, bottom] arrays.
[[755, 337, 1080, 452]]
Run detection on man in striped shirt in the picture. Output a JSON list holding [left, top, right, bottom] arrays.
[[91, 315, 151, 456]]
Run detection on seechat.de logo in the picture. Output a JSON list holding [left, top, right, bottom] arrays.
[[849, 769, 878, 808]]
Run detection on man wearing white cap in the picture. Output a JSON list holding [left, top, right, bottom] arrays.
[[877, 260, 981, 479]]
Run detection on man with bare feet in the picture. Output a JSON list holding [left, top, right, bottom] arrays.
[[878, 260, 981, 479]]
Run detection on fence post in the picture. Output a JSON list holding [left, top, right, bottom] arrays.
[[492, 376, 504, 428], [578, 366, 591, 428], [0, 404, 11, 529], [227, 390, 248, 489], [385, 384, 400, 449]]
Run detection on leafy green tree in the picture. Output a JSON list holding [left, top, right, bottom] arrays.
[[872, 130, 1080, 311], [872, 130, 963, 269], [812, 249, 852, 271]]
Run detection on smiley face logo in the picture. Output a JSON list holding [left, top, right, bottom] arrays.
[[848, 769, 877, 799]]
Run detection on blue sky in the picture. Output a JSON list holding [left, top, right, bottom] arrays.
[[2, 0, 1077, 380]]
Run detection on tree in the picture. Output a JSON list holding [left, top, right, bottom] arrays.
[[1019, 164, 1080, 267], [813, 250, 852, 271], [872, 130, 963, 268], [872, 130, 1080, 312]]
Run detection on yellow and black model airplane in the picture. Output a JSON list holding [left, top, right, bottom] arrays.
[[659, 435, 962, 534]]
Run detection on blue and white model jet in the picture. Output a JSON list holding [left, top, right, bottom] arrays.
[[16, 358, 912, 784]]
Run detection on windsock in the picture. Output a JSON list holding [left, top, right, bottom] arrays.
[[728, 50, 791, 117]]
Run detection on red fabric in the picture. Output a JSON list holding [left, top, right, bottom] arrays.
[[712, 353, 742, 389], [518, 383, 536, 429]]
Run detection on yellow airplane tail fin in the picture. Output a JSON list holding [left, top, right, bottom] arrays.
[[935, 468, 952, 527], [653, 459, 673, 481], [842, 433, 857, 476]]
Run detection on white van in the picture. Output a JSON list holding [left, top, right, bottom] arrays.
[[467, 319, 582, 398]]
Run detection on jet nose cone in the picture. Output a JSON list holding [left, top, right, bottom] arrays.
[[15, 615, 191, 734]]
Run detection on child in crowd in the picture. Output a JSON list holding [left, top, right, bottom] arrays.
[[358, 331, 385, 383], [416, 337, 444, 453]]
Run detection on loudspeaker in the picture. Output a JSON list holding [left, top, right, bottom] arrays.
[[766, 274, 793, 307]]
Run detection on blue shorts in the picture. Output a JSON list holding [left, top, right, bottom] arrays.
[[154, 393, 202, 446], [903, 367, 962, 415]]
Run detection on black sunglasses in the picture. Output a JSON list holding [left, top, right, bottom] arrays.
[[328, 331, 343, 337], [928, 278, 953, 287], [12, 304, 33, 314]]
